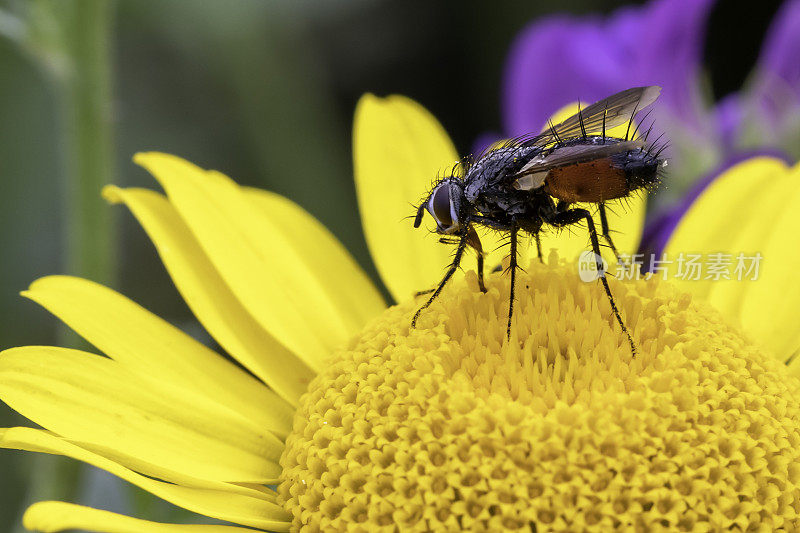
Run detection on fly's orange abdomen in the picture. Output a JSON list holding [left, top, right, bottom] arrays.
[[544, 158, 629, 203]]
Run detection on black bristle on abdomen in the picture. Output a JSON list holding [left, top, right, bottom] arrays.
[[615, 148, 664, 193]]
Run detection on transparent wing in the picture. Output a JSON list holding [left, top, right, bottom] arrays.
[[512, 140, 644, 190], [527, 86, 661, 148], [520, 140, 645, 173]]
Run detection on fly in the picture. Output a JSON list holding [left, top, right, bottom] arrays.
[[412, 86, 668, 355]]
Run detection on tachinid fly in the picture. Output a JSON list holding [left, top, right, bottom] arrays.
[[412, 86, 667, 355]]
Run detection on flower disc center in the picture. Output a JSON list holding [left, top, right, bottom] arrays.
[[279, 261, 800, 531]]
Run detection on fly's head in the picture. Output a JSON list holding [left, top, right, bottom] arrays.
[[414, 177, 467, 235]]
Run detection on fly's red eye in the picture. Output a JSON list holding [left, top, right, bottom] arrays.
[[429, 185, 453, 227]]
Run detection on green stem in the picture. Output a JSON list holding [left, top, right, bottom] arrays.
[[13, 3, 116, 529], [59, 0, 116, 283]]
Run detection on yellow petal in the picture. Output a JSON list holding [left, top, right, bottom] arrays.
[[701, 163, 795, 326], [2, 428, 289, 530], [0, 347, 282, 483], [22, 275, 293, 439], [104, 185, 314, 406], [133, 152, 346, 371], [665, 157, 789, 304], [73, 440, 279, 496], [738, 162, 800, 358], [24, 501, 276, 533], [243, 187, 385, 331], [353, 94, 458, 302]]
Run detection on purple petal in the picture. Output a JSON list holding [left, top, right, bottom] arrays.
[[748, 0, 800, 131], [503, 0, 714, 137], [714, 94, 743, 152], [757, 0, 800, 96]]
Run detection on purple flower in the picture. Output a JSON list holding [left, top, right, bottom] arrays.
[[640, 0, 800, 256], [739, 0, 800, 149], [714, 94, 744, 153], [501, 0, 800, 255], [502, 0, 713, 138], [757, 0, 800, 103], [502, 0, 800, 162]]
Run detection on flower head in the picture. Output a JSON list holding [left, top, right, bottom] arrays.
[[281, 260, 800, 530], [1, 95, 800, 532]]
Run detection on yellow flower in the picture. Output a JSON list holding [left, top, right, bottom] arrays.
[[1, 95, 799, 532]]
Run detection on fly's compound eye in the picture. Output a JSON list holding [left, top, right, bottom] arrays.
[[427, 183, 461, 234]]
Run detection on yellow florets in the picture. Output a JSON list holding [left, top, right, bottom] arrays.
[[278, 259, 800, 531]]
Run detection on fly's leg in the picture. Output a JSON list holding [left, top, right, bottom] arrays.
[[505, 223, 519, 340], [417, 228, 486, 296], [466, 225, 487, 293], [476, 253, 487, 293], [598, 203, 624, 262], [412, 229, 469, 328], [417, 259, 483, 296], [535, 232, 543, 262], [471, 215, 514, 275], [414, 236, 460, 296], [472, 215, 513, 276], [548, 208, 637, 356]]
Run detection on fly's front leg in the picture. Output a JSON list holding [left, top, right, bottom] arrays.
[[417, 226, 486, 296], [466, 225, 487, 293], [547, 207, 637, 356], [414, 236, 459, 296], [412, 228, 469, 328]]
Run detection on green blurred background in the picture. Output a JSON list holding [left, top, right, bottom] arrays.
[[0, 0, 786, 530]]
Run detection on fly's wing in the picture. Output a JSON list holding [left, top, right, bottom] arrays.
[[512, 140, 644, 190], [520, 140, 645, 173], [528, 86, 661, 148]]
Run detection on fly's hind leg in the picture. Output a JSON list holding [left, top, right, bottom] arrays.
[[412, 229, 469, 328], [548, 207, 637, 356], [598, 203, 624, 262], [505, 223, 519, 340]]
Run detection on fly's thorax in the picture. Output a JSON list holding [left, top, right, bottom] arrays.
[[463, 145, 541, 203]]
